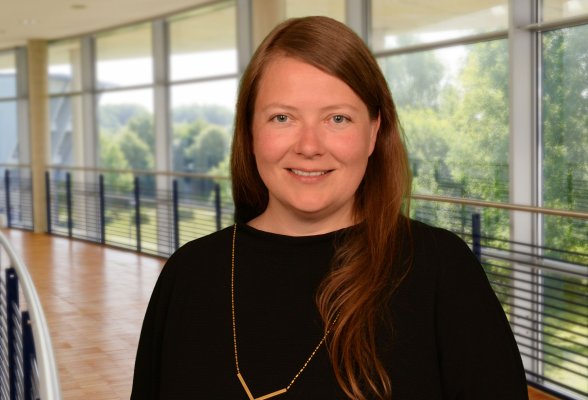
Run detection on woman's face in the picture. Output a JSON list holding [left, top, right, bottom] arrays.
[[252, 56, 379, 231]]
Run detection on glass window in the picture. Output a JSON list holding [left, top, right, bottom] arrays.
[[542, 0, 588, 21], [0, 100, 19, 163], [381, 39, 510, 250], [96, 23, 153, 88], [169, 1, 237, 81], [48, 40, 82, 94], [381, 40, 509, 205], [371, 0, 508, 52], [171, 79, 237, 173], [541, 24, 588, 395], [0, 51, 16, 98], [252, 0, 345, 47], [50, 95, 84, 166], [97, 89, 154, 171]]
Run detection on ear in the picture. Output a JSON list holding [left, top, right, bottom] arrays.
[[368, 113, 380, 156]]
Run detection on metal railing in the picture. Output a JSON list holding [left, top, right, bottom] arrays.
[[0, 167, 33, 231], [45, 167, 233, 257], [412, 198, 587, 400], [0, 232, 61, 400]]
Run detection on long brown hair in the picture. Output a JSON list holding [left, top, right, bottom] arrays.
[[230, 16, 412, 400]]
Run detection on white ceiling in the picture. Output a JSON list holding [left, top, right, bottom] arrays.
[[0, 0, 211, 50]]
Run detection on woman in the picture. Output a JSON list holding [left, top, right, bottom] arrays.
[[132, 16, 528, 400]]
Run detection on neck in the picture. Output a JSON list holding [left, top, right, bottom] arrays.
[[247, 206, 356, 236]]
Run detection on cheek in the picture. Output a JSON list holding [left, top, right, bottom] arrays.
[[332, 134, 374, 164]]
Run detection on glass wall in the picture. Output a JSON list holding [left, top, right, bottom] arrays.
[[371, 0, 508, 51], [169, 2, 237, 176], [543, 0, 588, 21], [374, 2, 509, 241], [48, 39, 83, 166], [0, 50, 18, 164], [96, 24, 155, 173], [541, 23, 588, 395]]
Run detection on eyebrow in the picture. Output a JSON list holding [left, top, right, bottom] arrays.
[[259, 102, 362, 113]]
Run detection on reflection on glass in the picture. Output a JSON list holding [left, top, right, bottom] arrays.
[[0, 100, 18, 163], [96, 23, 153, 88], [543, 0, 588, 21], [50, 95, 84, 165], [0, 51, 16, 98], [169, 2, 237, 81], [171, 79, 237, 174], [97, 89, 154, 172], [48, 40, 82, 94], [371, 0, 508, 52]]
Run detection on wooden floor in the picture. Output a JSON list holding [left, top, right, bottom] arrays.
[[0, 229, 560, 400], [1, 229, 163, 400]]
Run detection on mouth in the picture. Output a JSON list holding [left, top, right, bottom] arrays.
[[288, 168, 332, 177]]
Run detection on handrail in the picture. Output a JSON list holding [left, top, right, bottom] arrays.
[[411, 193, 588, 220], [0, 231, 62, 400], [45, 164, 229, 180]]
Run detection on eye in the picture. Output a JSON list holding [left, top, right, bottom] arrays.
[[272, 114, 289, 123], [331, 115, 349, 124]]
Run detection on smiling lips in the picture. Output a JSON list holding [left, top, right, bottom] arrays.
[[288, 168, 332, 177]]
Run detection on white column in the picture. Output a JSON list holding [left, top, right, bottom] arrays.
[[237, 0, 253, 73], [80, 37, 101, 241], [346, 0, 370, 42], [16, 47, 32, 228], [153, 19, 173, 255], [508, 0, 541, 375]]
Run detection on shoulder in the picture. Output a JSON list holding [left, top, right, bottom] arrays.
[[408, 218, 472, 255], [404, 218, 488, 289], [156, 224, 235, 286]]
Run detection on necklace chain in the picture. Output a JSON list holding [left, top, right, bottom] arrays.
[[231, 224, 338, 399]]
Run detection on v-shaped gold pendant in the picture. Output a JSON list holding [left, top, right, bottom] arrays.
[[237, 373, 288, 400]]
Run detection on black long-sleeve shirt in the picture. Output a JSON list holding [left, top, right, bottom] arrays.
[[131, 220, 528, 399]]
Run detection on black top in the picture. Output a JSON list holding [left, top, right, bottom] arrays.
[[131, 220, 528, 400]]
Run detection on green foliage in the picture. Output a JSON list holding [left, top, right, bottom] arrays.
[[172, 104, 234, 128], [99, 104, 150, 133], [99, 135, 133, 190]]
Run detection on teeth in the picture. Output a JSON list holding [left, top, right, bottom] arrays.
[[290, 169, 327, 177]]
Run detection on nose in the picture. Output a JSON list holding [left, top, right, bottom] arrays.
[[293, 123, 324, 158]]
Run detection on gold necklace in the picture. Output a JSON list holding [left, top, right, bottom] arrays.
[[231, 224, 338, 400]]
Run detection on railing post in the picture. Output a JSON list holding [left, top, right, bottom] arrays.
[[134, 176, 141, 252], [99, 175, 105, 245], [66, 172, 73, 238], [472, 213, 481, 261], [22, 311, 35, 400], [5, 169, 12, 228], [45, 171, 52, 234], [172, 180, 179, 250], [6, 267, 20, 400], [214, 183, 221, 231]]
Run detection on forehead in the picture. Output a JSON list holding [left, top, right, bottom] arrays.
[[254, 56, 365, 109]]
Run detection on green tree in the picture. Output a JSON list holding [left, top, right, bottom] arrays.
[[119, 129, 154, 171], [99, 104, 150, 133], [99, 135, 133, 191]]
